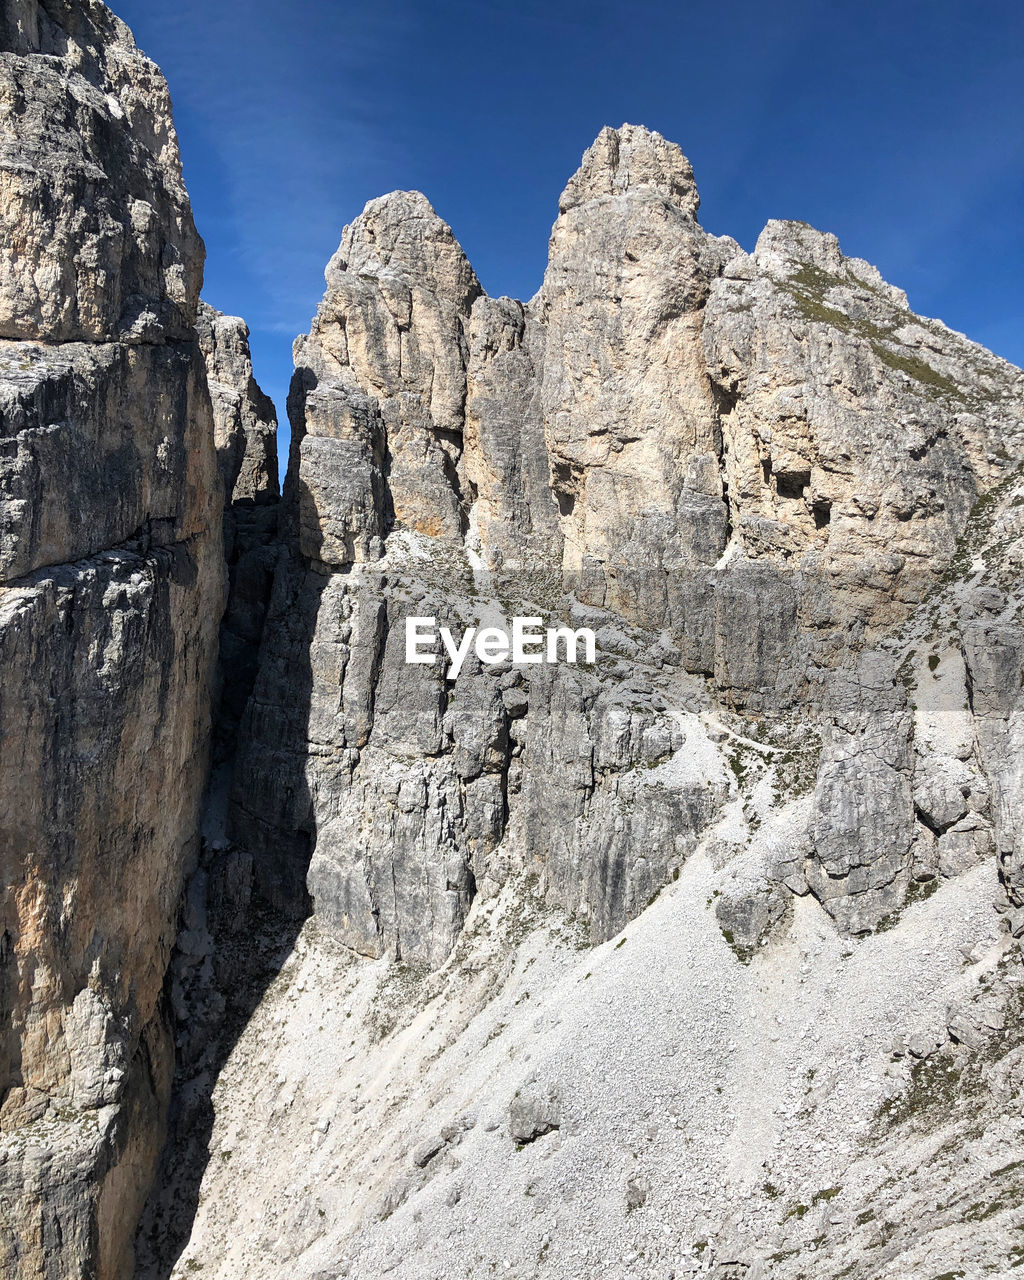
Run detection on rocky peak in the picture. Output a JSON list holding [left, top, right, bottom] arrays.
[[753, 218, 910, 308], [557, 122, 700, 216], [196, 301, 279, 505], [329, 189, 481, 305], [0, 0, 202, 342], [285, 188, 487, 566]]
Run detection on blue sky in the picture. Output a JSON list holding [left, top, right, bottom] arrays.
[[115, 0, 1023, 471]]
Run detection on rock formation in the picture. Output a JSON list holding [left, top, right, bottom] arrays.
[[200, 124, 1024, 1280], [195, 302, 279, 753], [0, 5, 234, 1277], [233, 123, 1024, 968], [5, 5, 1024, 1278]]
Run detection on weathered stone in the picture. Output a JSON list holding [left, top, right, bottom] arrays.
[[196, 302, 278, 508], [0, 6, 222, 1276], [411, 1134, 445, 1168], [509, 1083, 561, 1143], [808, 653, 915, 932], [0, 2, 202, 342], [233, 122, 1024, 968], [196, 304, 279, 756]]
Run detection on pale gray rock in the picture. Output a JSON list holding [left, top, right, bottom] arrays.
[[233, 122, 1024, 968], [913, 757, 972, 833], [509, 1083, 561, 1143], [290, 189, 482, 566], [195, 303, 279, 754], [539, 124, 732, 628], [807, 652, 916, 931], [196, 302, 278, 507], [0, 338, 212, 580], [411, 1135, 445, 1169], [464, 294, 559, 569], [715, 881, 787, 956], [0, 1, 202, 342]]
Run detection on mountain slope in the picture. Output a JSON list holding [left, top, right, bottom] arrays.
[[151, 125, 1024, 1279]]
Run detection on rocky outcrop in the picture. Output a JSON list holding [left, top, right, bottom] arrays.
[[0, 0, 202, 344], [195, 303, 279, 754], [231, 124, 1024, 976], [0, 6, 223, 1277], [197, 303, 277, 509]]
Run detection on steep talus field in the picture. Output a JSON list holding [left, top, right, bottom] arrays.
[[3, 6, 1024, 1280]]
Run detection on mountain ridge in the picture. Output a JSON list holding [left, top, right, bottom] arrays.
[[2, 7, 1024, 1279]]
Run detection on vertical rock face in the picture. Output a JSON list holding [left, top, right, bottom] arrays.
[[539, 125, 732, 629], [195, 303, 279, 752], [231, 195, 488, 957], [196, 303, 278, 508], [0, 5, 223, 1277], [0, 0, 202, 343], [291, 189, 482, 566], [232, 121, 1024, 977]]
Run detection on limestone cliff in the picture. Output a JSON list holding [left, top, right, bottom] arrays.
[[195, 302, 279, 753], [179, 125, 1024, 1280], [5, 5, 1024, 1277], [232, 124, 1024, 970], [0, 4, 225, 1277]]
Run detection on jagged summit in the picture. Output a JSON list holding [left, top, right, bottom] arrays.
[[325, 189, 481, 299], [268, 109, 1024, 963], [314, 122, 700, 319], [558, 122, 701, 215]]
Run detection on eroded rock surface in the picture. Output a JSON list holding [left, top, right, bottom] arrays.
[[232, 123, 1024, 977], [196, 303, 279, 754], [0, 0, 202, 344], [0, 6, 223, 1277]]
